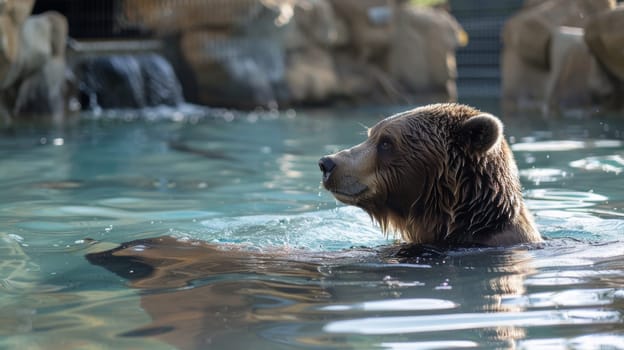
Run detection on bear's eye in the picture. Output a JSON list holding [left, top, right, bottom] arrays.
[[377, 137, 393, 153]]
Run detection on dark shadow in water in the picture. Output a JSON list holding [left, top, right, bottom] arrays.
[[86, 236, 537, 350], [86, 239, 157, 280], [167, 140, 236, 161]]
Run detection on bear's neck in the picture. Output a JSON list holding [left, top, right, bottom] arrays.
[[401, 154, 537, 246]]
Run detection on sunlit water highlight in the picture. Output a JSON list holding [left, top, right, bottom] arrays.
[[1, 103, 623, 349]]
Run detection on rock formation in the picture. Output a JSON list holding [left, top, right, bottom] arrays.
[[501, 0, 622, 114], [122, 0, 467, 109], [0, 1, 70, 125]]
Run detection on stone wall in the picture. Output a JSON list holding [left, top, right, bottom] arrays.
[[0, 0, 467, 121], [123, 0, 468, 109], [4, 1, 624, 123]]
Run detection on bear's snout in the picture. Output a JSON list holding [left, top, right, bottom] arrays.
[[319, 152, 369, 202], [318, 156, 336, 183]]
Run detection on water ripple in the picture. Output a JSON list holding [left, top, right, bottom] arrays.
[[319, 298, 458, 312], [512, 140, 622, 152], [518, 334, 624, 350], [526, 189, 608, 203], [502, 288, 622, 308], [323, 309, 622, 335], [380, 341, 479, 349], [525, 189, 608, 211], [570, 155, 624, 174], [520, 168, 569, 184]]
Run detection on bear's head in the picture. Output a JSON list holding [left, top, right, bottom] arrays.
[[319, 103, 541, 246]]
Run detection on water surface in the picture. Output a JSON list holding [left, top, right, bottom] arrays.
[[1, 102, 623, 349]]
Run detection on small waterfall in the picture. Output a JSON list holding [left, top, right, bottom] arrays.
[[76, 53, 184, 110], [138, 54, 184, 107]]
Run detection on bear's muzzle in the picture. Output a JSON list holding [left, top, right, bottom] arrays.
[[319, 154, 369, 203]]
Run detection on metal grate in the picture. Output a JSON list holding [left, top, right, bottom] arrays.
[[32, 0, 148, 38], [449, 0, 524, 98]]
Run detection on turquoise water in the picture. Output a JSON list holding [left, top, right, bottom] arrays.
[[1, 102, 623, 349]]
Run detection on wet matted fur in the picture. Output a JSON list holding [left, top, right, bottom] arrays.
[[319, 103, 542, 246]]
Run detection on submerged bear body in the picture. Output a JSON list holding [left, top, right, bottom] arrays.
[[319, 103, 542, 246]]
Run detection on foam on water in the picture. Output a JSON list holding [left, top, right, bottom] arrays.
[[192, 206, 393, 250]]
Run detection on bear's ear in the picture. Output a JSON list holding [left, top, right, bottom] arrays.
[[459, 113, 503, 153]]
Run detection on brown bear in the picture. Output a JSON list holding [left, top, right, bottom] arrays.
[[319, 103, 542, 246]]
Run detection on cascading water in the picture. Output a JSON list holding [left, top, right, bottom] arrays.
[[75, 53, 184, 111]]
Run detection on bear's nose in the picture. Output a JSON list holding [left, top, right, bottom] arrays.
[[318, 156, 336, 179]]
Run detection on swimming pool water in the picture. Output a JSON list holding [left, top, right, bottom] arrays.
[[1, 102, 623, 349]]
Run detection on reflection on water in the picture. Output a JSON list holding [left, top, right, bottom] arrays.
[[1, 103, 624, 349], [570, 155, 624, 175], [85, 237, 624, 349], [511, 139, 623, 152], [324, 310, 621, 334]]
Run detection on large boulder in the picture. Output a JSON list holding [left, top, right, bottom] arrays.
[[584, 6, 624, 81], [161, 1, 300, 109], [2, 11, 67, 89], [286, 46, 338, 104], [501, 0, 615, 109], [281, 0, 347, 104], [546, 27, 613, 111], [388, 4, 467, 101], [500, 48, 548, 110], [12, 57, 67, 122], [502, 0, 614, 70], [290, 0, 349, 49], [0, 0, 34, 80], [0, 10, 69, 125], [328, 0, 393, 61], [181, 30, 286, 108], [333, 52, 408, 105], [122, 0, 261, 35]]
